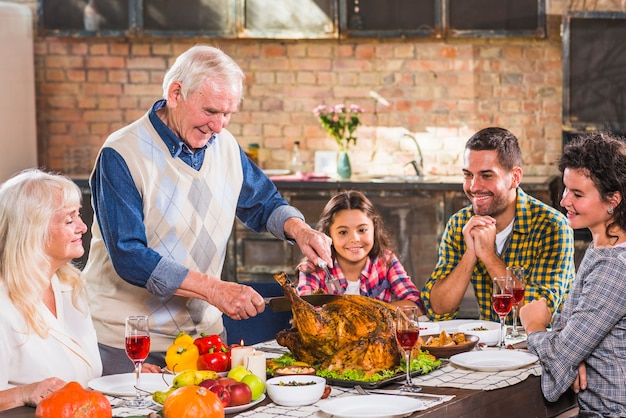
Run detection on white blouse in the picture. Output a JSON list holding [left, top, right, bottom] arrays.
[[0, 274, 102, 389]]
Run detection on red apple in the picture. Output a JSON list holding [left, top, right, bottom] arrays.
[[227, 382, 252, 406], [217, 377, 238, 387], [207, 382, 231, 407], [198, 378, 217, 389]]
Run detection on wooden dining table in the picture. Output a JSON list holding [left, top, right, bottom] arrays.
[[0, 372, 577, 418], [0, 377, 577, 418], [0, 335, 578, 418], [223, 375, 576, 418]]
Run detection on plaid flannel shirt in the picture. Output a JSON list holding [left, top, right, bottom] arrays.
[[421, 188, 575, 322], [528, 247, 626, 415], [298, 250, 425, 312]]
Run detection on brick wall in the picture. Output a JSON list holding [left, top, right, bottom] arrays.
[[10, 0, 626, 178]]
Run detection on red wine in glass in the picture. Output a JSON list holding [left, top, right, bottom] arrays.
[[492, 294, 513, 316], [397, 329, 419, 350], [507, 266, 526, 337], [396, 306, 421, 392], [126, 335, 150, 362], [125, 315, 151, 408], [492, 276, 513, 349]]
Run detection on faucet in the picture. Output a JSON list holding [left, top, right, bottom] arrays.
[[403, 133, 425, 178]]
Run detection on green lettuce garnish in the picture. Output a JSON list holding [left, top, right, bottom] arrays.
[[267, 351, 441, 383]]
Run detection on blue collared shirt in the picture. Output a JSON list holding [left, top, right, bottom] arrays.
[[90, 100, 302, 296]]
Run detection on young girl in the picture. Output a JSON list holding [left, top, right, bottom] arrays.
[[297, 190, 425, 312]]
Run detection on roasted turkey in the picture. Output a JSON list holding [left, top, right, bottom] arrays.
[[274, 272, 403, 373]]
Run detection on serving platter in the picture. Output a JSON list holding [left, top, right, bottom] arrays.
[[323, 360, 441, 390]]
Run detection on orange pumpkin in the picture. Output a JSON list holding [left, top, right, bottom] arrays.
[[35, 381, 112, 418], [163, 385, 225, 418]]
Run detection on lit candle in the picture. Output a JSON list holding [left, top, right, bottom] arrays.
[[230, 345, 254, 368], [245, 350, 267, 383]]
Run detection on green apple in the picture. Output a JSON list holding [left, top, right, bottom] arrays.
[[241, 374, 265, 400], [228, 365, 252, 382]]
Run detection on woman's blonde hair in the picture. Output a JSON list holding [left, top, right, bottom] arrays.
[[0, 169, 86, 338]]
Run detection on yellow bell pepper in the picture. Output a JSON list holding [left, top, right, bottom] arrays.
[[173, 331, 195, 347], [165, 332, 199, 372]]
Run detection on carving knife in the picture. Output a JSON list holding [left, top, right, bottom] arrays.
[[264, 294, 340, 312]]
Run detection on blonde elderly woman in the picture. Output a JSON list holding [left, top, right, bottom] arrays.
[[0, 169, 101, 411]]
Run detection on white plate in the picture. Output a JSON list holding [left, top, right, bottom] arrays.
[[88, 373, 173, 397], [318, 394, 424, 418], [263, 169, 290, 176], [225, 393, 266, 414], [449, 350, 539, 372], [418, 321, 441, 335]]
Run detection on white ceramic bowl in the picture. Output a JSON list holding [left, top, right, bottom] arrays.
[[265, 375, 326, 407], [457, 321, 501, 346]]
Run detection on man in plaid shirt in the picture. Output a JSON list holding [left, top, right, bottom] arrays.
[[421, 127, 575, 322]]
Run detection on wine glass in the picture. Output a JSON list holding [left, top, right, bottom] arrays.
[[492, 277, 514, 349], [506, 266, 526, 338], [125, 315, 151, 407], [395, 306, 421, 392]]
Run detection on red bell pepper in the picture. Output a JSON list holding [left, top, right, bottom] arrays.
[[224, 343, 239, 370], [193, 334, 224, 355], [197, 348, 229, 372]]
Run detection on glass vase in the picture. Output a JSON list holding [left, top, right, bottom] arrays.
[[337, 150, 352, 179]]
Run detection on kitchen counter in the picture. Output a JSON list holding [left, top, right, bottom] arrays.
[[270, 174, 558, 193]]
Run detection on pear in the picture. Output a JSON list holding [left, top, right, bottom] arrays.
[[193, 370, 219, 385], [172, 369, 219, 388], [172, 370, 197, 388], [152, 387, 176, 405]]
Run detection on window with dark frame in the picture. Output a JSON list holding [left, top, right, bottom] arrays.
[[445, 0, 545, 38], [340, 0, 441, 38], [562, 12, 626, 135], [38, 0, 545, 39]]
